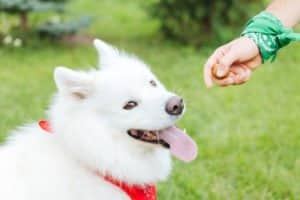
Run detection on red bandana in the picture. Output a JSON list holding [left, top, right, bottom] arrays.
[[39, 120, 157, 200]]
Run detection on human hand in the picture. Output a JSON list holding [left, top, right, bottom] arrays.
[[204, 36, 262, 88]]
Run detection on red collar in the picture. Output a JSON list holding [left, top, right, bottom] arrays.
[[39, 120, 157, 200]]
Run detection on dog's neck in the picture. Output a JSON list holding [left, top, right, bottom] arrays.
[[39, 120, 158, 200], [95, 171, 157, 200], [43, 112, 172, 185]]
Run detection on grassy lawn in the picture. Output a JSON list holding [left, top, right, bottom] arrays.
[[1, 0, 300, 199]]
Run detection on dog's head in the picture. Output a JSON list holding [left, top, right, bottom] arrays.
[[49, 39, 197, 184]]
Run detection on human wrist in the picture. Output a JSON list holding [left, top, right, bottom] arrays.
[[241, 11, 300, 63], [241, 36, 262, 63]]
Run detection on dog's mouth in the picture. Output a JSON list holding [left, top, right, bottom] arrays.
[[127, 126, 198, 162], [127, 129, 170, 149]]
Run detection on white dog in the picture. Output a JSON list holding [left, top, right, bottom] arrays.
[[0, 39, 197, 200]]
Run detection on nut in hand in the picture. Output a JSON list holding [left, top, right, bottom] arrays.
[[211, 64, 230, 80]]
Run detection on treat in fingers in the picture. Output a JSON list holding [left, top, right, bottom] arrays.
[[211, 63, 230, 80]]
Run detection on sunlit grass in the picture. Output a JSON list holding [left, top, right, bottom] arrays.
[[0, 0, 299, 199]]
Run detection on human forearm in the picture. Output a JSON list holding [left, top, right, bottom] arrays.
[[266, 0, 300, 27]]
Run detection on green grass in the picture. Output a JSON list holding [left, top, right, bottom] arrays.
[[1, 0, 300, 199]]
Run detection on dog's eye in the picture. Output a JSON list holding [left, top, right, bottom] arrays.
[[150, 80, 157, 87], [123, 101, 138, 110]]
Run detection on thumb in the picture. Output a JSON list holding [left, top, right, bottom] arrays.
[[216, 49, 239, 77]]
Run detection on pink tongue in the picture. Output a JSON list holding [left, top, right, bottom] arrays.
[[159, 126, 197, 162]]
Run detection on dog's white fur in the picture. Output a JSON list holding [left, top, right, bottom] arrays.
[[0, 39, 183, 200]]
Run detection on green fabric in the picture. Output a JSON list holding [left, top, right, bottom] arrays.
[[242, 11, 300, 63]]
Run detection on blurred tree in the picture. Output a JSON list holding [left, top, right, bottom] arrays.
[[150, 0, 264, 46], [0, 0, 64, 31], [0, 0, 92, 44], [37, 15, 92, 39]]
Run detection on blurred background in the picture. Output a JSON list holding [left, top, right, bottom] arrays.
[[0, 0, 299, 199]]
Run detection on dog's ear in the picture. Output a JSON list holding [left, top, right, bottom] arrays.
[[54, 67, 92, 100], [93, 39, 119, 69]]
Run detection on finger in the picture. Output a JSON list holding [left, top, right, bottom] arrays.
[[217, 48, 240, 78], [243, 55, 262, 70], [239, 65, 252, 83], [218, 77, 235, 87], [230, 65, 252, 85], [204, 46, 231, 88], [213, 65, 252, 87], [230, 66, 245, 76], [208, 46, 230, 68], [213, 72, 235, 87], [204, 47, 227, 88]]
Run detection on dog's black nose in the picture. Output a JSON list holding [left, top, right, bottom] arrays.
[[165, 96, 184, 116]]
